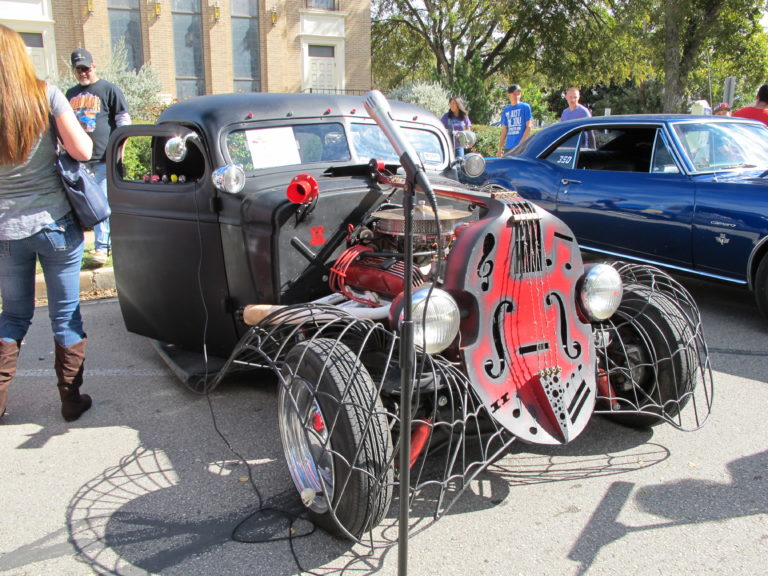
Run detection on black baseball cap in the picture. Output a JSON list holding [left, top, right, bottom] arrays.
[[507, 84, 522, 93], [71, 49, 93, 68]]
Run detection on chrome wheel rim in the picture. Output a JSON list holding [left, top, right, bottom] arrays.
[[278, 375, 334, 513]]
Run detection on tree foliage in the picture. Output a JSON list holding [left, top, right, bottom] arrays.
[[372, 0, 768, 117]]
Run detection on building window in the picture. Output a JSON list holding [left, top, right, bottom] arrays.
[[173, 0, 204, 99], [19, 32, 44, 48], [306, 0, 338, 9], [232, 0, 260, 93], [108, 0, 144, 70]]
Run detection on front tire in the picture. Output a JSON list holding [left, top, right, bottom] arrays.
[[596, 283, 697, 428], [278, 338, 393, 539]]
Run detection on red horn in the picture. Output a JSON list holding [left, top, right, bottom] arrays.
[[286, 173, 319, 204]]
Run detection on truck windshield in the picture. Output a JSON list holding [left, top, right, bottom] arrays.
[[226, 123, 351, 170], [349, 123, 445, 167], [226, 121, 446, 171]]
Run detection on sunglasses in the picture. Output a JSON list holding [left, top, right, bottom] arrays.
[[75, 66, 92, 73]]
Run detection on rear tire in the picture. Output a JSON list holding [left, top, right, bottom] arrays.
[[278, 338, 393, 539], [754, 257, 768, 319], [597, 284, 697, 428]]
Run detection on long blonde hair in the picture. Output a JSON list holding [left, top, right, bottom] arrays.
[[0, 24, 50, 165]]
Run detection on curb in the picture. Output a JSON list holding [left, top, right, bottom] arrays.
[[34, 266, 116, 301]]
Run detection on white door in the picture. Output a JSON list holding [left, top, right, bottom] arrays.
[[308, 45, 336, 91], [27, 47, 49, 77]]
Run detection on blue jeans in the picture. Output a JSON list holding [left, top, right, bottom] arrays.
[[0, 213, 85, 347], [91, 162, 110, 253]]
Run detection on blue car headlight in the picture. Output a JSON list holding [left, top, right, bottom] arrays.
[[579, 264, 623, 321]]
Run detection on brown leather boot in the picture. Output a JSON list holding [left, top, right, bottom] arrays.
[[0, 339, 22, 419], [55, 338, 92, 422]]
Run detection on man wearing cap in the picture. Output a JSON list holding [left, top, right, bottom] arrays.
[[713, 102, 731, 116], [66, 49, 131, 266], [497, 84, 532, 156]]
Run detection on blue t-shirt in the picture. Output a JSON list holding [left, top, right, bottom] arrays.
[[500, 102, 532, 150], [560, 104, 591, 122]]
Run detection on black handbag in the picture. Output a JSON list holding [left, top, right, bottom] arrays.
[[49, 115, 110, 229], [54, 152, 111, 228]]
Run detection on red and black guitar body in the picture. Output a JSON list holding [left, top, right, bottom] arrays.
[[443, 190, 596, 445]]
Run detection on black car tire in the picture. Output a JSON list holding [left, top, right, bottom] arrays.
[[597, 283, 697, 428], [278, 338, 393, 539], [754, 257, 768, 319]]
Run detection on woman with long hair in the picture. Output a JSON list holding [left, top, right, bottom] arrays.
[[440, 96, 472, 158], [0, 24, 94, 421]]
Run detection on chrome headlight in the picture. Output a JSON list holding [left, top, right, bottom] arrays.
[[212, 165, 245, 194], [407, 287, 461, 354], [461, 153, 486, 178], [579, 264, 623, 321]]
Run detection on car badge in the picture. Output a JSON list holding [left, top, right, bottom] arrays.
[[716, 233, 730, 246]]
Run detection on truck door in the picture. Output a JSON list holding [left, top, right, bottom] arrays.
[[107, 125, 238, 356]]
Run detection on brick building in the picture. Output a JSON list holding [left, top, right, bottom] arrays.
[[1, 0, 372, 100]]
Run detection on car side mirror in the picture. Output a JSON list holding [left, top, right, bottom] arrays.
[[165, 132, 201, 163]]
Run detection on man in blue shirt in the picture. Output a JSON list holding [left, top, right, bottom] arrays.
[[497, 84, 532, 156], [560, 87, 591, 122]]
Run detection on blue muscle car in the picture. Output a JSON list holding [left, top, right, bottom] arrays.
[[468, 115, 768, 315]]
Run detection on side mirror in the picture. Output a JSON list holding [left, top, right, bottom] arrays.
[[455, 130, 477, 149], [212, 165, 245, 194], [164, 132, 200, 162], [461, 153, 486, 178]]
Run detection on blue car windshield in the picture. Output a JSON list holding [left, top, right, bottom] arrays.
[[673, 121, 768, 173]]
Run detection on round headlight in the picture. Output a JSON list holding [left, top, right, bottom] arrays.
[[579, 264, 623, 321], [212, 165, 245, 194], [408, 288, 460, 354], [461, 153, 486, 178]]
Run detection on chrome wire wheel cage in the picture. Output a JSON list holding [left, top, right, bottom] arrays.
[[278, 375, 334, 514]]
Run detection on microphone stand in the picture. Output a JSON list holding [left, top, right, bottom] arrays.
[[364, 90, 436, 576]]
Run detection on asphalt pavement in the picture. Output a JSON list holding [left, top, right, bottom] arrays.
[[1, 276, 767, 575]]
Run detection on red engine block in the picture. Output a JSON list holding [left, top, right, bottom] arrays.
[[330, 245, 425, 306]]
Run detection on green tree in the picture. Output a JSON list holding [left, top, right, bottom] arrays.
[[372, 0, 603, 85], [372, 0, 768, 116]]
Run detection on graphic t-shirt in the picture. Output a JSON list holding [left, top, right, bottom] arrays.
[[500, 102, 532, 150], [66, 79, 130, 162]]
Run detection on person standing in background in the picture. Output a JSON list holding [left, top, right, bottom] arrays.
[[67, 49, 131, 266], [0, 25, 94, 422], [441, 96, 472, 158], [713, 102, 732, 116], [560, 87, 591, 121], [732, 84, 768, 126], [497, 84, 532, 156]]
